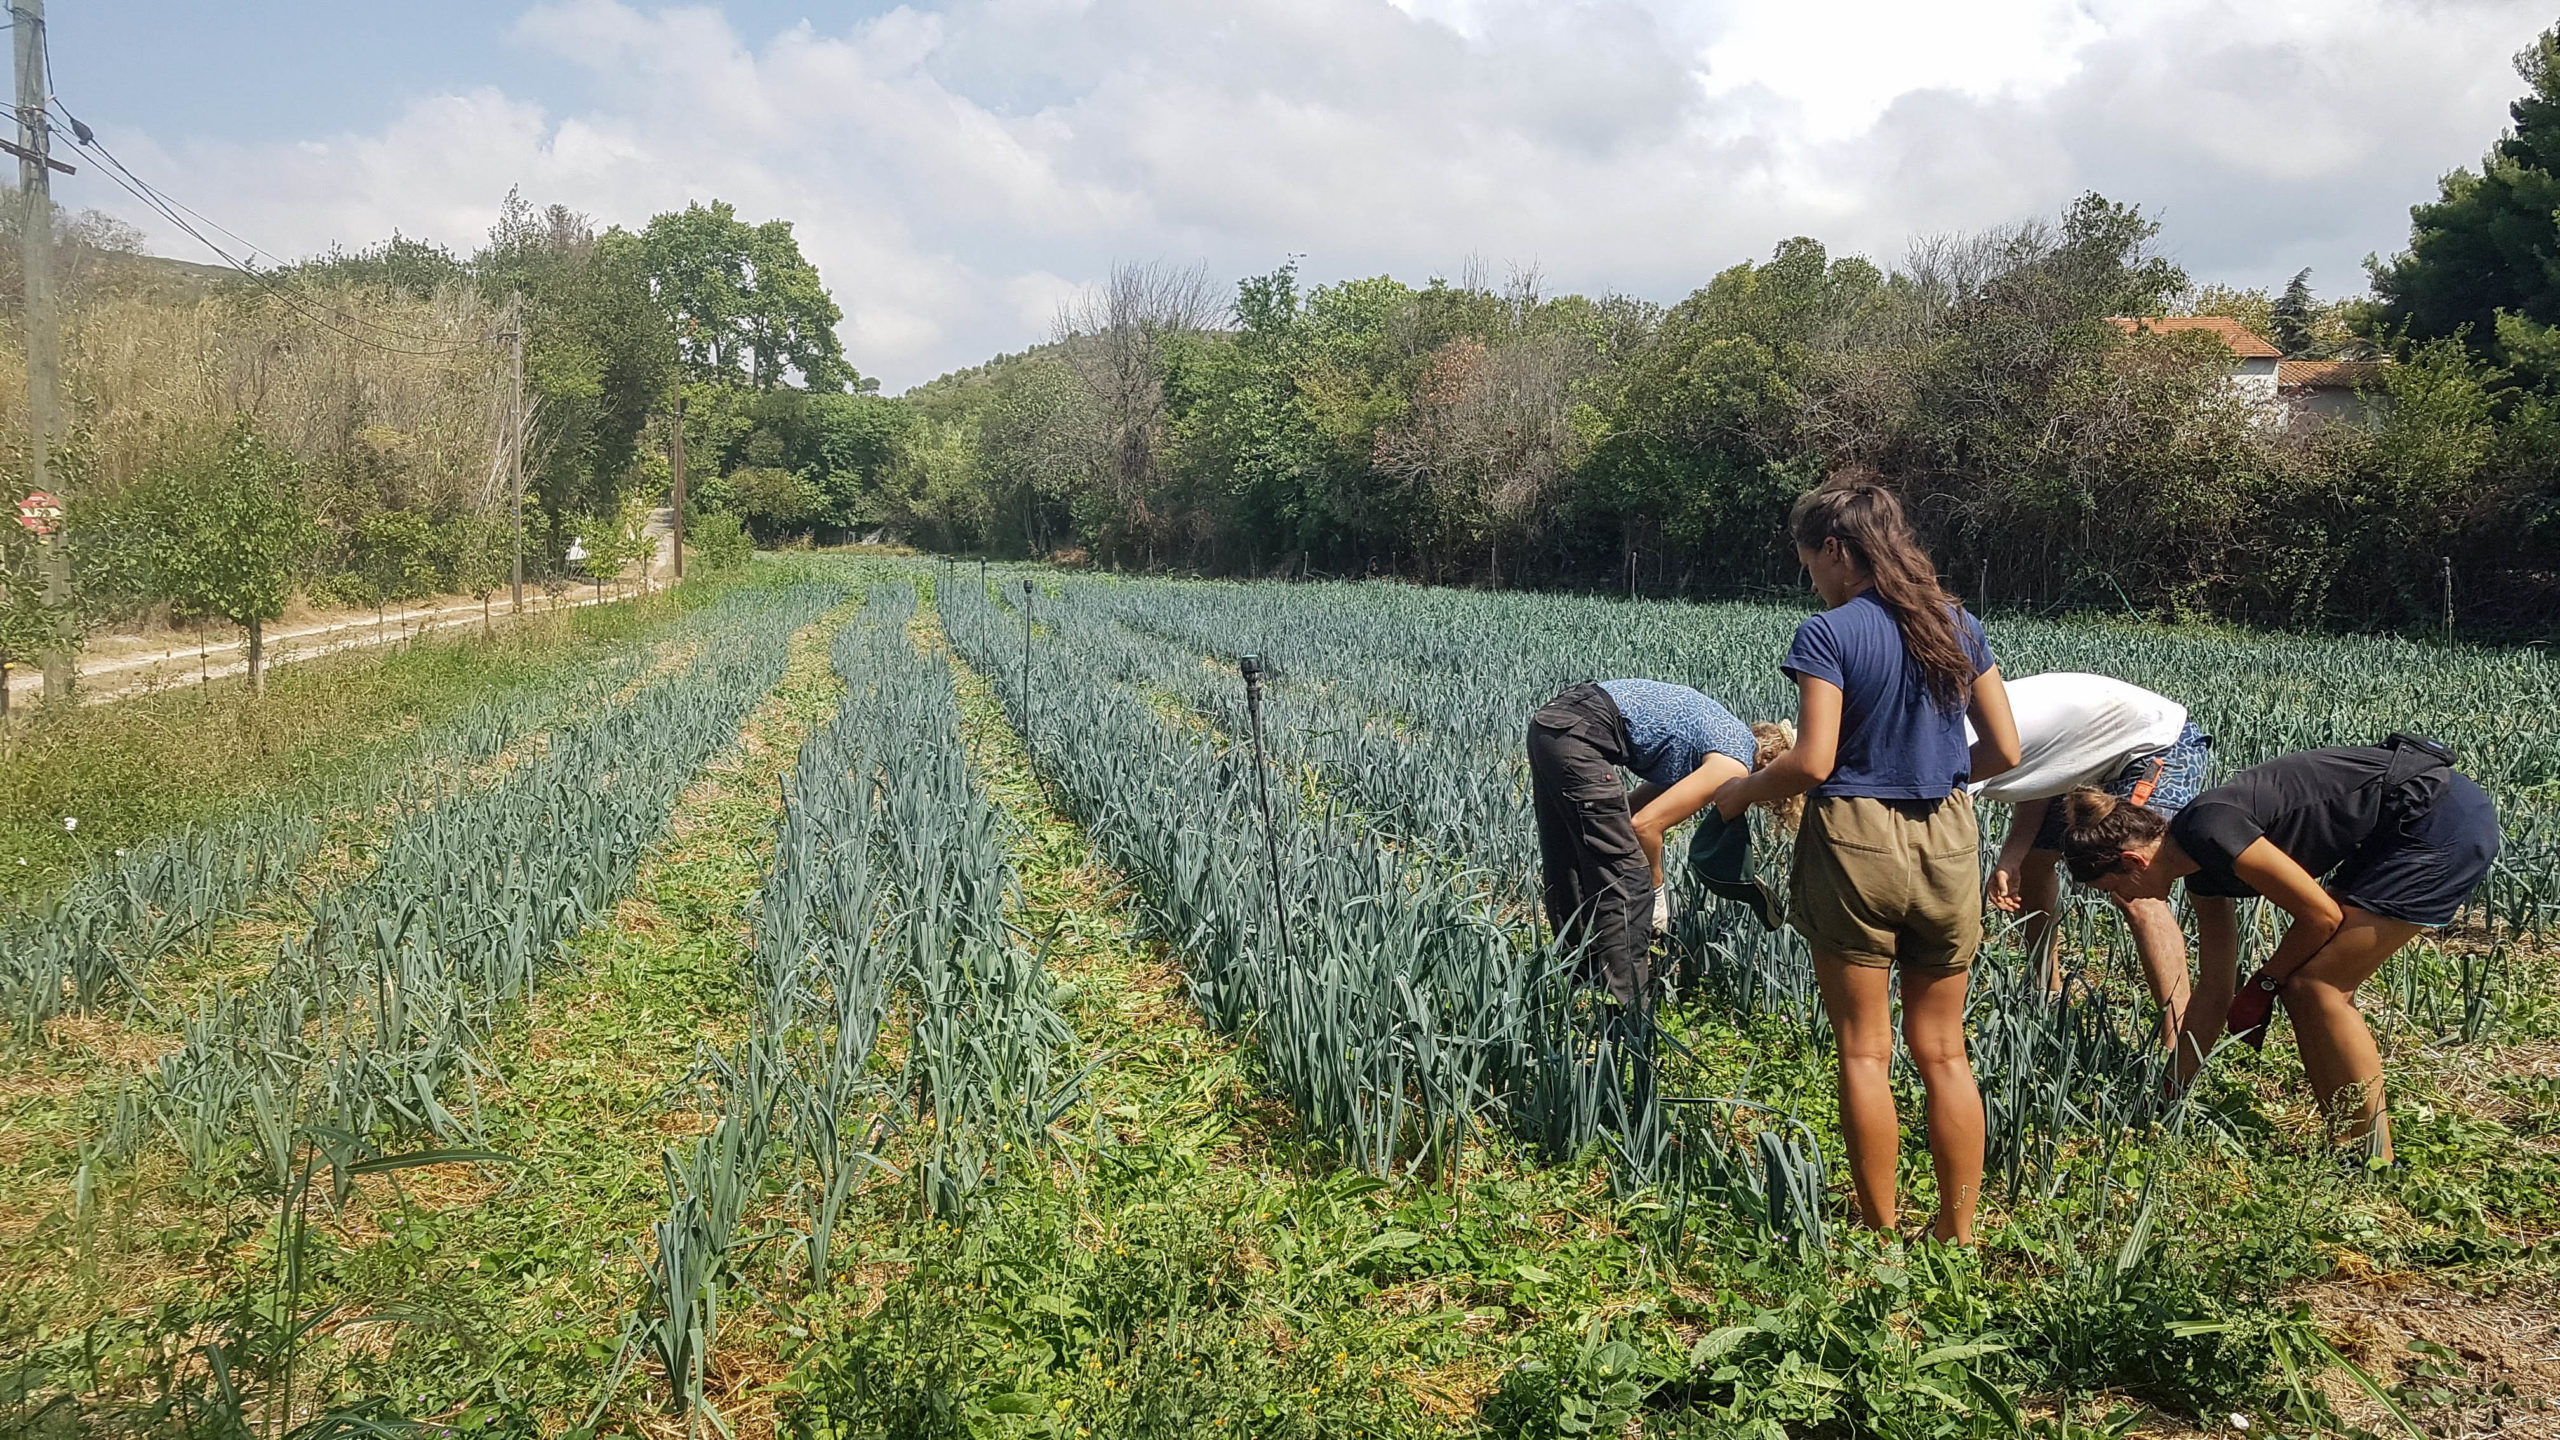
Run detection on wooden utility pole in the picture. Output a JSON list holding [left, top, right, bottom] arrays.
[[669, 392, 686, 580], [16, 0, 68, 702], [506, 292, 524, 612]]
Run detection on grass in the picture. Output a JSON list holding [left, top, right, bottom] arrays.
[[0, 577, 854, 1434], [5, 556, 2558, 1438], [0, 572, 758, 913]]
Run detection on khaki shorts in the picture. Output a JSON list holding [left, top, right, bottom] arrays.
[[1789, 792, 1983, 974]]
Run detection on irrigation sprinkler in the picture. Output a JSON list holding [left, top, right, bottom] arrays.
[[1239, 653, 1294, 969]]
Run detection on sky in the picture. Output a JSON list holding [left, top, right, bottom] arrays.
[[45, 1, 2560, 391]]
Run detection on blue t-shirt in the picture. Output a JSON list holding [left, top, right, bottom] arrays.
[[1597, 680, 1756, 788], [1781, 592, 1994, 799]]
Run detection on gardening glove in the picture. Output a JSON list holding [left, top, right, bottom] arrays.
[[1651, 885, 1671, 934], [2226, 970, 2280, 1049]]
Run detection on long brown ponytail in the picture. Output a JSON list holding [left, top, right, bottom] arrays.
[[1789, 473, 1975, 712]]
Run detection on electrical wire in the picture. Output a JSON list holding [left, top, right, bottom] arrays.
[[26, 85, 496, 357], [58, 133, 492, 357]]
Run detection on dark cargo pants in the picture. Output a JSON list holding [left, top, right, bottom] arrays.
[[1528, 683, 1651, 1006]]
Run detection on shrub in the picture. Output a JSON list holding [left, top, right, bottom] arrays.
[[687, 511, 754, 570]]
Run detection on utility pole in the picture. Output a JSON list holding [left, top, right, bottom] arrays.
[[16, 1, 68, 702], [506, 291, 524, 613], [669, 392, 686, 580]]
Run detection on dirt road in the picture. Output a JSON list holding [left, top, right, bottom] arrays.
[[2, 587, 635, 708]]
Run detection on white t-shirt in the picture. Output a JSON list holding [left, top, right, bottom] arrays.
[[1966, 673, 2186, 803]]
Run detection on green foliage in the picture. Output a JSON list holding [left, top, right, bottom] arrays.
[[685, 509, 753, 570], [890, 187, 2560, 632], [728, 465, 825, 536], [433, 512, 513, 604], [0, 524, 71, 678], [136, 423, 314, 633], [478, 190, 682, 538], [635, 199, 857, 392], [344, 507, 440, 606], [2374, 23, 2560, 358]]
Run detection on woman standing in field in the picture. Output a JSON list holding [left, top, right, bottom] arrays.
[[1526, 679, 1791, 1007], [1976, 672, 2213, 1025], [1713, 477, 2020, 1244], [2057, 736, 2499, 1160]]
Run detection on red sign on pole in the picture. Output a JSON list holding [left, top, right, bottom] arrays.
[[16, 491, 61, 537]]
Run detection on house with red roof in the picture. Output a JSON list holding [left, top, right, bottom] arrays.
[[2108, 316, 2385, 426], [2276, 359, 2389, 426], [2107, 316, 2284, 404]]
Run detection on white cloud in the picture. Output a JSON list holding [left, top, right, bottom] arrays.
[[82, 0, 2557, 389]]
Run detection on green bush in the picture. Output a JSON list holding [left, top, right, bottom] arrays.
[[686, 511, 754, 571]]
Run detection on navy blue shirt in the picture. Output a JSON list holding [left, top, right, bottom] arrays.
[[1597, 680, 1756, 787], [1781, 592, 1993, 799]]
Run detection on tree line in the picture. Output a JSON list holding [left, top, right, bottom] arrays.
[[0, 189, 859, 690], [13, 24, 2560, 681], [766, 28, 2560, 635]]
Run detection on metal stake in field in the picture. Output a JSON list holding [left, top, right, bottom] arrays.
[[2442, 556, 2454, 646], [1239, 653, 1294, 969], [1020, 578, 1035, 733]]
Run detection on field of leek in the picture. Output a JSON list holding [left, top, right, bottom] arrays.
[[3, 554, 2553, 1439]]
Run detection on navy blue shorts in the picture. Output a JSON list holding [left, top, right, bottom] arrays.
[[2330, 773, 2501, 927]]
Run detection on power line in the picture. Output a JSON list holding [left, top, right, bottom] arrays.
[[35, 100, 494, 357], [61, 136, 490, 358]]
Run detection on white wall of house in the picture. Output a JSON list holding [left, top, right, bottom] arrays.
[[2232, 356, 2281, 405]]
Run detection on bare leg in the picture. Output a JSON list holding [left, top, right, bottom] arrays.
[[1813, 953, 1901, 1232], [2118, 894, 2192, 1045], [2176, 897, 2241, 1090], [2019, 853, 2063, 994], [2282, 906, 2424, 1162], [1901, 964, 1985, 1243]]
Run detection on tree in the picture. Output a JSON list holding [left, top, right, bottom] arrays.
[[2270, 269, 2318, 356], [1053, 261, 1220, 561], [146, 425, 315, 697], [634, 200, 856, 392], [434, 514, 511, 629], [2372, 24, 2560, 357], [478, 193, 682, 546], [727, 466, 824, 539]]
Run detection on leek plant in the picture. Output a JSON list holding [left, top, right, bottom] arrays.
[[0, 623, 666, 1042], [634, 583, 1079, 1420], [132, 578, 843, 1177]]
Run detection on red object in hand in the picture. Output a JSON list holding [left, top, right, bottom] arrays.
[[2226, 971, 2281, 1049]]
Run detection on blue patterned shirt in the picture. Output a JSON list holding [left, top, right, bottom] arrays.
[[1598, 680, 1756, 787]]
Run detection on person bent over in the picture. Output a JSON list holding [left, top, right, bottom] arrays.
[[1973, 671, 2211, 1037], [1527, 679, 1786, 1007], [2058, 734, 2499, 1156]]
